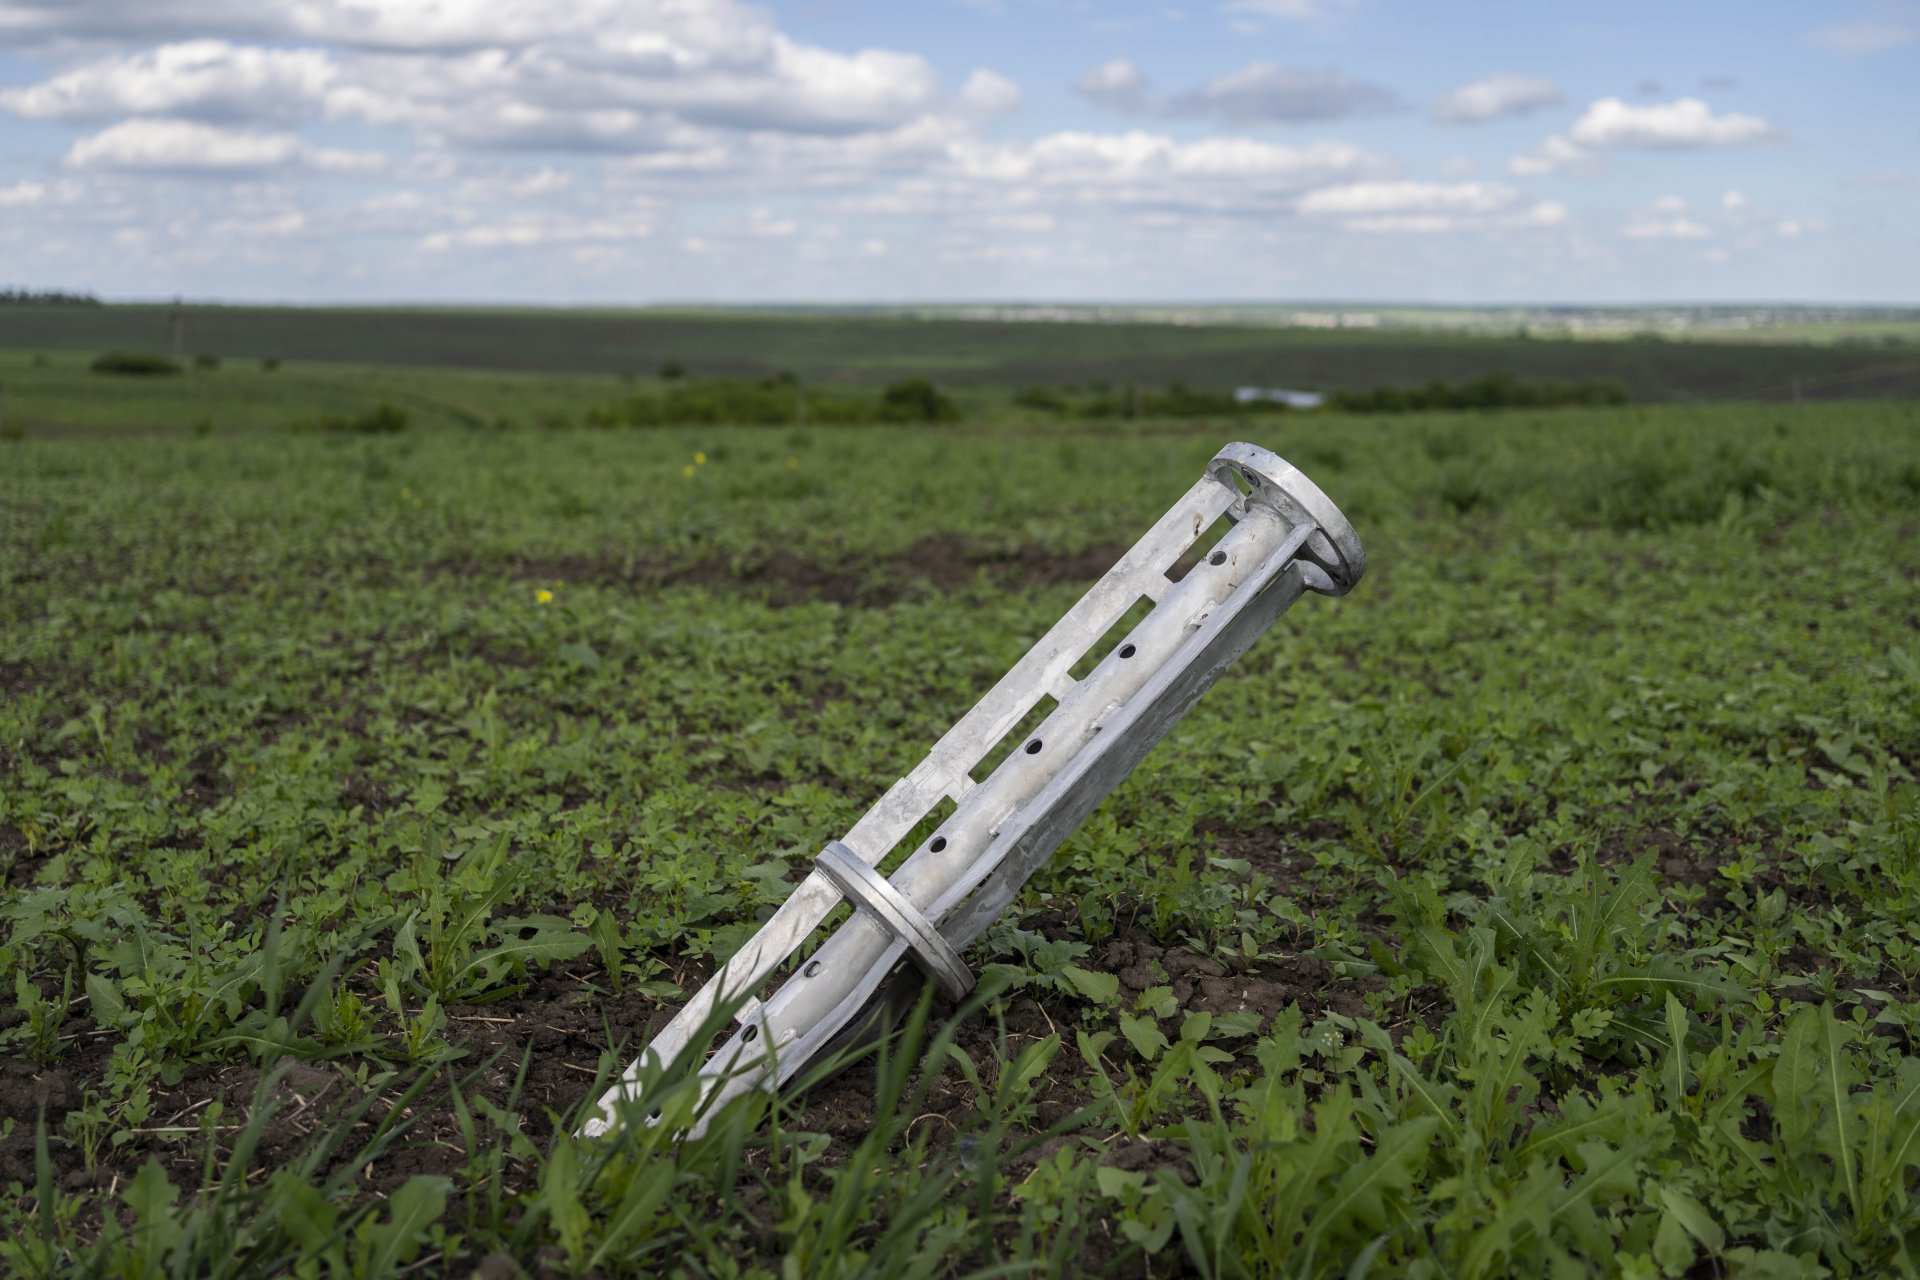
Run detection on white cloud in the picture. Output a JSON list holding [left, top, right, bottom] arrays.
[[956, 69, 1021, 117], [1568, 97, 1777, 149], [0, 0, 770, 53], [0, 40, 336, 123], [1775, 219, 1804, 237], [1509, 134, 1593, 176], [1222, 0, 1358, 22], [1298, 180, 1518, 216], [1514, 200, 1568, 226], [794, 127, 1393, 238], [1621, 199, 1711, 239], [0, 3, 972, 148], [1809, 6, 1920, 54], [1431, 74, 1564, 124], [1621, 217, 1710, 239], [747, 207, 796, 236], [956, 130, 1389, 196], [336, 42, 943, 143], [421, 209, 655, 251], [1297, 180, 1567, 234], [454, 167, 574, 200], [64, 118, 382, 173], [1074, 58, 1151, 112], [1510, 96, 1772, 178], [1721, 189, 1745, 210], [0, 179, 47, 206], [1171, 62, 1398, 123]]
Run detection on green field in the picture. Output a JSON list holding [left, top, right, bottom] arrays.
[[5, 303, 1920, 403], [4, 399, 1920, 1276], [0, 351, 640, 436]]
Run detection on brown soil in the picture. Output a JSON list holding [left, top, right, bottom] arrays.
[[434, 532, 1132, 608], [0, 957, 680, 1205], [775, 911, 1390, 1200], [0, 890, 1398, 1272]]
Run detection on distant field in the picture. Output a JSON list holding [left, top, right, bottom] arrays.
[[4, 403, 1919, 1275], [3, 303, 1918, 402], [0, 350, 639, 436]]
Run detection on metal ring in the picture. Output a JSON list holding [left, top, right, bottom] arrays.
[[1207, 442, 1366, 595], [814, 841, 975, 1001]]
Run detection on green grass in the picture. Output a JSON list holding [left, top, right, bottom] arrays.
[[0, 350, 648, 435], [5, 303, 1920, 401], [3, 401, 1919, 1275]]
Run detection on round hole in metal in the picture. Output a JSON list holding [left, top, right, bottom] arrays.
[[1209, 550, 1227, 566], [803, 960, 821, 977], [1024, 739, 1043, 754], [929, 836, 948, 852], [1118, 643, 1136, 659], [742, 1024, 759, 1043]]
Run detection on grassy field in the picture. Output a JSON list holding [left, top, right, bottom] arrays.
[[4, 303, 1919, 402], [3, 400, 1919, 1276], [0, 350, 641, 436]]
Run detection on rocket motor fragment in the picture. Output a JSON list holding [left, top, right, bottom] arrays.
[[582, 442, 1364, 1139]]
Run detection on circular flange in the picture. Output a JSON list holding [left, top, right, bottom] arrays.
[[814, 840, 975, 1001], [1206, 442, 1366, 595]]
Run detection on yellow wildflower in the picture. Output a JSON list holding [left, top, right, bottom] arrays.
[[400, 486, 412, 498], [695, 451, 708, 465], [683, 464, 697, 477], [536, 588, 554, 604]]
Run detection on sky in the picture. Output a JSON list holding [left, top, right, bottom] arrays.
[[0, 0, 1914, 305]]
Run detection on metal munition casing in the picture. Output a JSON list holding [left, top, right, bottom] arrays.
[[582, 441, 1364, 1139]]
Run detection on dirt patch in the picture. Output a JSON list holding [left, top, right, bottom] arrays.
[[1204, 816, 1346, 904], [29, 955, 691, 1212], [435, 533, 1132, 608], [898, 533, 1132, 595], [0, 658, 42, 700], [769, 908, 1395, 1186], [0, 1018, 112, 1188], [5, 893, 1385, 1268], [1097, 922, 1378, 1023], [1, 820, 53, 888]]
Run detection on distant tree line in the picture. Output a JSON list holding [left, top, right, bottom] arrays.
[[1325, 372, 1628, 412], [585, 376, 959, 427], [1015, 372, 1628, 417], [88, 351, 280, 375], [91, 352, 181, 375], [289, 404, 410, 434], [1, 287, 101, 306], [1015, 382, 1256, 417]]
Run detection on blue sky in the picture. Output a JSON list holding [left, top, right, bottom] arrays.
[[0, 0, 1913, 304]]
